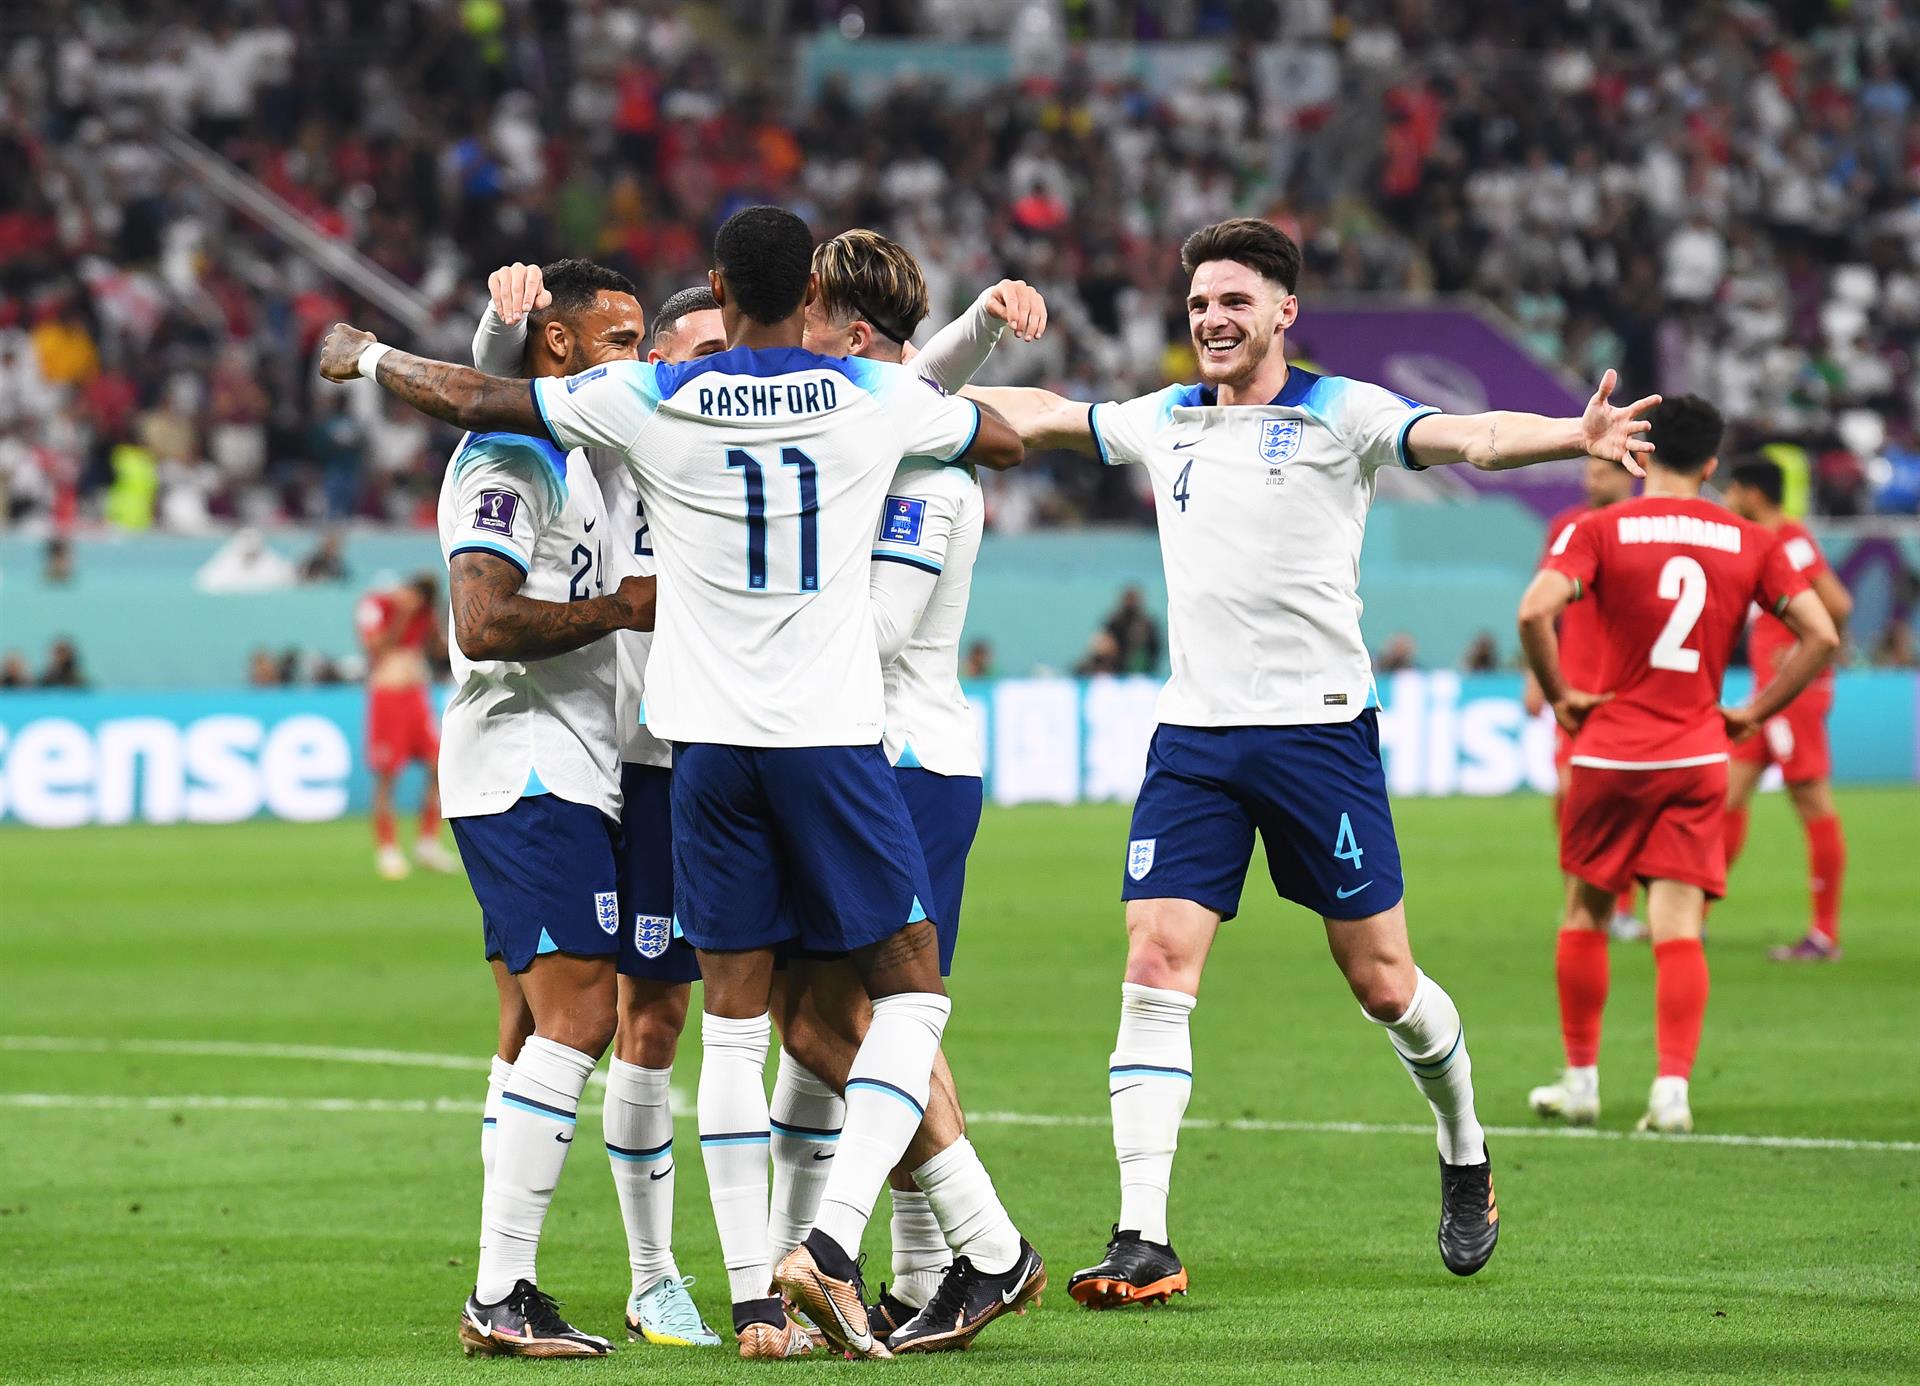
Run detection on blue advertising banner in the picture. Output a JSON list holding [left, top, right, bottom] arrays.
[[1, 673, 1913, 827]]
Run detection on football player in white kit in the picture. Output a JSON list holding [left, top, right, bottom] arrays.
[[318, 206, 1024, 1360], [757, 228, 1049, 1353], [472, 270, 730, 1351], [967, 218, 1660, 1303], [424, 261, 657, 1358]]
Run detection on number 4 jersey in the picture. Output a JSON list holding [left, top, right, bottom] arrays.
[[1544, 495, 1808, 769], [533, 347, 982, 748]]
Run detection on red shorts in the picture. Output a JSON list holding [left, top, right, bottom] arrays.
[[367, 685, 438, 775], [1561, 760, 1729, 899], [1728, 684, 1831, 783], [1554, 725, 1574, 775]]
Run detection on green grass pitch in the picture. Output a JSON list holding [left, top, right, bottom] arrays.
[[4, 790, 1918, 1384]]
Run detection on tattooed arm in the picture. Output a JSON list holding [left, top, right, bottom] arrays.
[[450, 552, 656, 662], [319, 323, 544, 434]]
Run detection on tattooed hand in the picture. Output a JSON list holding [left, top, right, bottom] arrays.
[[318, 323, 377, 382]]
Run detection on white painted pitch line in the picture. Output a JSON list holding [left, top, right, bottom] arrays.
[[7, 1036, 1917, 1154]]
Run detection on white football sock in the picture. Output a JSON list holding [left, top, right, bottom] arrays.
[[475, 1036, 595, 1303], [812, 992, 950, 1257], [915, 1136, 1020, 1276], [604, 1057, 679, 1298], [696, 1011, 773, 1304], [767, 1049, 844, 1263], [479, 1054, 511, 1255], [1109, 982, 1194, 1246], [887, 1187, 949, 1309], [1372, 970, 1487, 1166]]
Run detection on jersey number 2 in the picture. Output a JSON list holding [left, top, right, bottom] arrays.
[[728, 447, 819, 592], [1650, 555, 1706, 673]]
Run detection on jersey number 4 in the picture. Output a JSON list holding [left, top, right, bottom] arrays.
[[728, 447, 819, 593], [1650, 555, 1707, 673]]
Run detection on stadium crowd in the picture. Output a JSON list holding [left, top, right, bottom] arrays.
[[0, 0, 1917, 537]]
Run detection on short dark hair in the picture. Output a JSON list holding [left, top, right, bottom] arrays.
[[1179, 218, 1302, 293], [1642, 394, 1724, 474], [653, 285, 718, 342], [1728, 457, 1784, 506], [713, 206, 815, 324], [532, 259, 639, 327]]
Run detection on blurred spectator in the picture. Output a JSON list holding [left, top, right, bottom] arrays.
[[38, 638, 86, 688], [1074, 629, 1124, 677], [1377, 633, 1418, 674], [311, 655, 347, 686], [0, 651, 29, 688], [195, 528, 298, 593], [963, 639, 995, 679], [307, 395, 368, 521], [1872, 619, 1917, 669], [276, 648, 302, 685], [299, 529, 350, 584], [1101, 586, 1162, 674], [1461, 632, 1500, 673], [248, 649, 282, 687], [43, 535, 73, 585]]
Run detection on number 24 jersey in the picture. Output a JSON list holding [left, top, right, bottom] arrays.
[[1544, 495, 1808, 769]]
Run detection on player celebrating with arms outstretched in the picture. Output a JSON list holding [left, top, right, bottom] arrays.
[[969, 217, 1660, 1301], [1520, 398, 1838, 1134]]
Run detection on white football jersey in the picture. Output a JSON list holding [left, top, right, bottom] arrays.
[[436, 431, 621, 818], [871, 460, 984, 776], [1091, 367, 1439, 727], [534, 348, 982, 747], [469, 307, 670, 769]]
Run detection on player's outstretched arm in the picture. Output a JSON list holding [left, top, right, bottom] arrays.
[[959, 396, 1026, 471], [1406, 370, 1659, 476], [1517, 569, 1611, 735], [319, 324, 542, 435], [1723, 589, 1839, 741], [911, 279, 1049, 392], [450, 552, 655, 662], [962, 385, 1097, 455]]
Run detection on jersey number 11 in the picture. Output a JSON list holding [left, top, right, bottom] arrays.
[[728, 447, 820, 593]]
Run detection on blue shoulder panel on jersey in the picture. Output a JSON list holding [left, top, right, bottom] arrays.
[[650, 345, 874, 397], [1273, 365, 1323, 407], [453, 430, 570, 497], [1155, 383, 1208, 428]]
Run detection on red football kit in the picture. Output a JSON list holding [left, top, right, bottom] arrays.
[[357, 592, 439, 776], [1729, 519, 1833, 783], [1540, 504, 1608, 773], [1544, 497, 1808, 899]]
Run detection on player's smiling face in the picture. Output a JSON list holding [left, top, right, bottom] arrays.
[[1187, 260, 1297, 390], [561, 290, 645, 372]]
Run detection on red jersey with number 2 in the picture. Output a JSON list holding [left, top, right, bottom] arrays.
[[1544, 496, 1807, 767]]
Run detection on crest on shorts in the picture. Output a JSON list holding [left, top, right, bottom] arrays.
[[594, 891, 620, 936], [1127, 838, 1156, 881], [1259, 418, 1302, 464], [633, 913, 671, 959]]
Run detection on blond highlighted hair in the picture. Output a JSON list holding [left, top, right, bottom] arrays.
[[811, 228, 931, 344]]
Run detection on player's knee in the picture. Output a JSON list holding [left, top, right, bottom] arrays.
[[539, 1001, 618, 1059], [1350, 967, 1415, 1022], [614, 1007, 683, 1068], [779, 1011, 854, 1093]]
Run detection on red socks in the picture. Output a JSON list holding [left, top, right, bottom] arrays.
[[419, 803, 441, 843], [1614, 887, 1636, 919], [1653, 938, 1709, 1079], [1556, 929, 1610, 1067], [374, 805, 397, 849], [1805, 813, 1845, 945], [1724, 806, 1750, 869]]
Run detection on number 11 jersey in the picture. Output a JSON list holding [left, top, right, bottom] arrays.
[[533, 346, 982, 748], [1545, 495, 1807, 769]]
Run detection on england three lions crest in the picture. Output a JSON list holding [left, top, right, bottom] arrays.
[[633, 914, 672, 960], [1259, 418, 1302, 464], [1127, 838, 1156, 881]]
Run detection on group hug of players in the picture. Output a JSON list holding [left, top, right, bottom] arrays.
[[316, 207, 1832, 1362]]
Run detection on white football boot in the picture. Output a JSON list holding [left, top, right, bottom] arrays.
[[1635, 1076, 1693, 1134], [1528, 1066, 1600, 1125]]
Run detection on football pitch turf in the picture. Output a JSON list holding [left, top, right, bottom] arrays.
[[4, 790, 1917, 1384]]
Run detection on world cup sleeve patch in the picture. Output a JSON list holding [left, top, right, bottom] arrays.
[[882, 495, 926, 545], [595, 891, 620, 935], [633, 913, 671, 959], [473, 491, 519, 535]]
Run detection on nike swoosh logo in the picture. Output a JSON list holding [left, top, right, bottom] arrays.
[[1108, 1084, 1143, 1098], [1171, 439, 1200, 451], [811, 1149, 836, 1162], [583, 517, 596, 531], [1000, 1260, 1037, 1305], [649, 1165, 672, 1181], [555, 1131, 574, 1143], [1336, 881, 1373, 899]]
